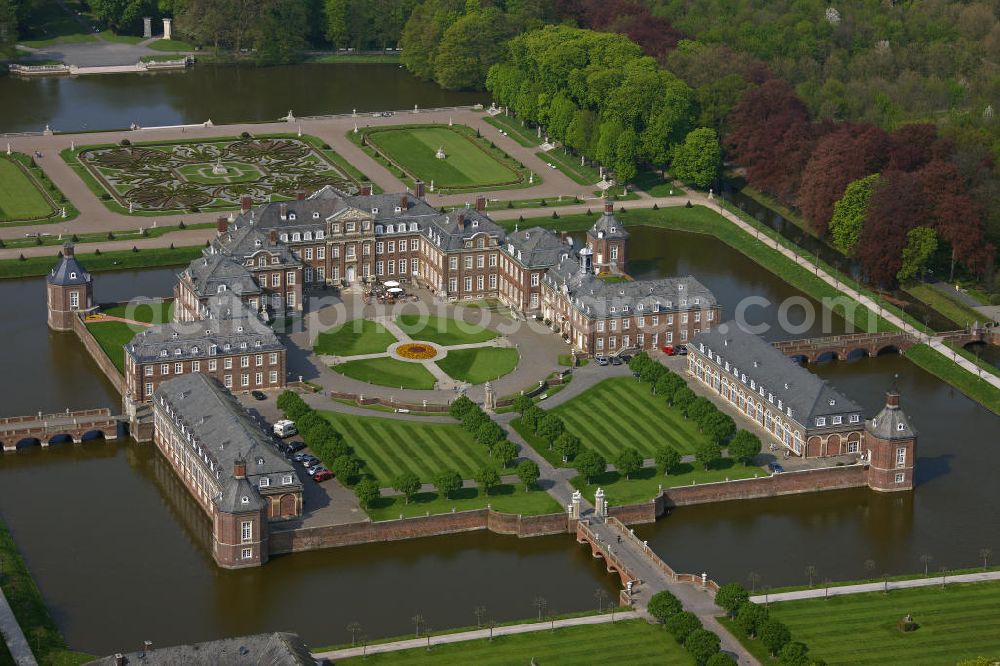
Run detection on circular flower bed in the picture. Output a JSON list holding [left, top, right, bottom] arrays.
[[396, 343, 437, 360]]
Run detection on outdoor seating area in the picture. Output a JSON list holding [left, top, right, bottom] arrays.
[[362, 280, 417, 304]]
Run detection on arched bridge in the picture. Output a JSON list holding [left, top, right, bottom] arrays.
[[0, 408, 123, 452], [771, 329, 988, 363]]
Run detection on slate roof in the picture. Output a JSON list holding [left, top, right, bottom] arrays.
[[506, 226, 574, 268], [867, 392, 916, 440], [243, 186, 439, 233], [589, 208, 629, 240], [544, 254, 716, 320], [209, 220, 299, 265], [125, 299, 280, 364], [152, 373, 299, 504], [47, 244, 92, 286], [84, 631, 314, 666], [180, 254, 261, 298], [692, 322, 863, 429]]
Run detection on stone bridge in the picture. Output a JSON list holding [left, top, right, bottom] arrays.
[[771, 328, 988, 363], [0, 408, 123, 452]]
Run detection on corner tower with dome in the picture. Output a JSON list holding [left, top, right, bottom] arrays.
[[586, 199, 630, 275], [46, 242, 95, 330]]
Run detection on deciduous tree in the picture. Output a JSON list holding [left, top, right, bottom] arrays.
[[830, 173, 879, 256], [614, 447, 643, 479], [432, 469, 462, 499], [655, 446, 681, 475], [516, 459, 540, 490], [728, 430, 762, 465], [574, 450, 607, 483], [392, 471, 421, 504], [671, 127, 721, 189]]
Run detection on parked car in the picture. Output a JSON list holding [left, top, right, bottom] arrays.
[[610, 356, 623, 366], [292, 452, 310, 463], [619, 354, 632, 363], [251, 390, 267, 401], [302, 456, 321, 468], [632, 371, 641, 378], [676, 345, 688, 356], [660, 345, 678, 356], [596, 356, 609, 366], [313, 469, 334, 482], [307, 464, 326, 477], [767, 462, 785, 474], [285, 441, 306, 456], [273, 419, 297, 438]]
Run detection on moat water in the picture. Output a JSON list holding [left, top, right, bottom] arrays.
[[0, 63, 486, 134], [1, 227, 998, 653]]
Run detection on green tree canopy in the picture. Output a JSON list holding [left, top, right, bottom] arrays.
[[897, 226, 938, 283], [830, 173, 879, 256], [647, 590, 683, 623], [665, 611, 702, 644], [331, 455, 361, 485], [491, 439, 518, 467], [655, 446, 682, 475], [614, 447, 643, 479], [554, 432, 582, 461], [695, 441, 721, 470], [671, 127, 722, 189], [574, 450, 607, 483], [516, 459, 540, 490], [714, 583, 750, 617], [736, 601, 769, 638], [434, 8, 512, 90], [728, 430, 762, 465], [392, 471, 422, 503], [474, 464, 501, 495], [684, 628, 721, 665], [354, 477, 381, 509], [432, 469, 463, 499]]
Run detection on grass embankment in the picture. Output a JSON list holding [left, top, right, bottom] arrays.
[[86, 321, 137, 374], [102, 300, 173, 324], [632, 170, 684, 197], [333, 357, 437, 390], [436, 347, 519, 385], [308, 52, 402, 64], [905, 344, 1000, 416], [1, 222, 212, 250], [572, 460, 762, 506], [313, 318, 397, 356], [146, 38, 196, 52], [0, 520, 96, 665], [482, 114, 540, 148], [510, 206, 894, 335], [0, 245, 203, 280], [768, 581, 1000, 665], [366, 484, 561, 521], [737, 183, 818, 237], [535, 149, 601, 186], [335, 619, 694, 665], [397, 314, 497, 346], [903, 282, 984, 329], [0, 153, 78, 225]]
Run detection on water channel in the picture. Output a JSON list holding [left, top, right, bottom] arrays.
[[1, 224, 997, 652], [0, 63, 487, 134]]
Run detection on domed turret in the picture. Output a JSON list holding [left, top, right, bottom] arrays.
[[864, 382, 917, 492], [47, 243, 94, 330]]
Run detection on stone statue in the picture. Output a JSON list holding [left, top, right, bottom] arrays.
[[708, 188, 714, 200], [435, 146, 446, 159], [529, 172, 534, 184], [483, 381, 496, 412]]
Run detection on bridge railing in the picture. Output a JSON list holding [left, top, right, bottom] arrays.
[[578, 521, 641, 583], [605, 517, 721, 594], [771, 331, 909, 349], [0, 408, 112, 425]]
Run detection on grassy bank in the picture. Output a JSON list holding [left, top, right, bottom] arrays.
[[904, 283, 983, 329], [0, 521, 95, 665], [737, 183, 817, 237], [571, 460, 762, 506], [0, 222, 212, 250], [536, 149, 600, 186], [0, 245, 202, 280], [905, 344, 1000, 415], [334, 618, 693, 664], [482, 114, 539, 148], [307, 53, 402, 64], [366, 484, 561, 521], [0, 153, 79, 225]]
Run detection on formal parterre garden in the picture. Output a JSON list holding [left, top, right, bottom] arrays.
[[63, 134, 359, 215], [0, 152, 77, 224], [767, 581, 1000, 665], [354, 124, 535, 194]]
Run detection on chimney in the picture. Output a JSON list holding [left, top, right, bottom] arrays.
[[475, 195, 486, 212], [269, 229, 278, 244], [886, 389, 900, 408], [457, 212, 466, 229], [63, 242, 75, 257], [399, 194, 408, 211], [279, 203, 288, 221], [143, 640, 153, 654], [295, 190, 306, 201], [234, 459, 246, 479], [240, 195, 253, 214], [360, 183, 373, 196], [414, 180, 425, 199], [604, 199, 613, 215], [114, 654, 125, 666], [216, 216, 228, 235]]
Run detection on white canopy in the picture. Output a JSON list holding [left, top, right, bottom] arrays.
[[383, 280, 400, 287], [387, 287, 404, 293]]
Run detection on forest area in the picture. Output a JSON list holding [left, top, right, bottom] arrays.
[[4, 0, 1000, 291]]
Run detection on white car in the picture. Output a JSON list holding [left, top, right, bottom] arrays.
[[273, 419, 297, 438]]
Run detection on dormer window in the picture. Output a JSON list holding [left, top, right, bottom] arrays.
[[376, 225, 383, 234], [70, 272, 77, 279], [371, 207, 379, 215], [850, 414, 860, 423], [174, 348, 181, 356], [241, 496, 249, 504], [288, 213, 296, 221], [312, 212, 320, 219], [256, 457, 264, 465], [409, 222, 417, 231], [160, 350, 167, 357], [280, 234, 288, 242], [191, 346, 199, 354], [292, 233, 301, 241], [394, 206, 402, 213], [387, 224, 394, 234], [259, 478, 269, 487], [829, 398, 836, 406], [816, 417, 827, 426], [472, 220, 479, 227], [255, 239, 262, 247], [217, 285, 226, 293], [304, 231, 312, 240], [237, 326, 244, 333], [610, 227, 616, 232]]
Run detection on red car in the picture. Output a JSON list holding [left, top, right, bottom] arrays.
[[312, 469, 333, 482], [660, 344, 678, 356]]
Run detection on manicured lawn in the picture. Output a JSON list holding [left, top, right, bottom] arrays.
[[551, 376, 711, 459], [87, 321, 138, 375], [906, 344, 1000, 416], [437, 347, 518, 384], [768, 581, 1000, 665], [102, 300, 173, 324], [558, 354, 588, 367], [365, 126, 519, 189], [483, 114, 539, 148], [536, 148, 600, 186], [0, 245, 202, 281], [97, 30, 143, 44], [332, 357, 437, 390], [904, 283, 981, 329], [146, 38, 196, 51], [0, 157, 53, 221], [337, 619, 694, 664], [314, 318, 397, 356], [571, 460, 763, 505], [632, 170, 684, 197], [397, 314, 497, 346], [320, 411, 492, 484], [366, 484, 561, 520]]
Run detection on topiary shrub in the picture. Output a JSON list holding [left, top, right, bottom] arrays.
[[120, 139, 131, 146]]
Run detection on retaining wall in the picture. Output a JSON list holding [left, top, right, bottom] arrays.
[[269, 508, 571, 555], [72, 314, 125, 394]]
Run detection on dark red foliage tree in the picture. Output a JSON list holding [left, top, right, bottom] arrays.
[[856, 170, 927, 285], [582, 0, 686, 58], [797, 123, 889, 234], [886, 124, 940, 172], [920, 159, 995, 278]]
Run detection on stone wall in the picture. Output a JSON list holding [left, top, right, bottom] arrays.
[[659, 464, 867, 510], [72, 314, 125, 394], [269, 509, 571, 555]]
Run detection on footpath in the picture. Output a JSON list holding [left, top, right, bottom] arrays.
[[311, 611, 641, 661], [0, 585, 37, 666], [753, 569, 1000, 604]]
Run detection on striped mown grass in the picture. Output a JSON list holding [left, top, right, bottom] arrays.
[[551, 377, 709, 458], [768, 580, 1000, 665], [336, 619, 694, 664], [320, 411, 493, 485], [332, 357, 437, 390]]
